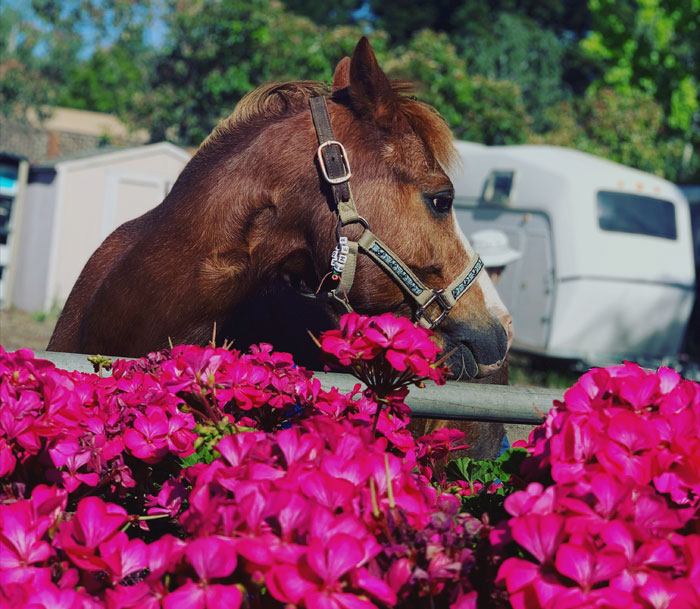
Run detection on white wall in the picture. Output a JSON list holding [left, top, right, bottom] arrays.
[[49, 146, 190, 308], [11, 174, 57, 311]]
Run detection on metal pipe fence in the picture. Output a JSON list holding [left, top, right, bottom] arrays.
[[33, 350, 563, 425]]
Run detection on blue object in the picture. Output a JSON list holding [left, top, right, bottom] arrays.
[[497, 432, 510, 457]]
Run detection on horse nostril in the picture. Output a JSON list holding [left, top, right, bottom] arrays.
[[493, 322, 509, 362], [444, 319, 509, 368]]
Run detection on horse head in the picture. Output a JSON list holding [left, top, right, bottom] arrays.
[[270, 38, 511, 378], [48, 37, 512, 380]]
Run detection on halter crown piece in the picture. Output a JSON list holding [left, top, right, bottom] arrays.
[[303, 96, 484, 330]]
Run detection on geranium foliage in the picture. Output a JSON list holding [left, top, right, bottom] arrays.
[[2, 314, 700, 609]]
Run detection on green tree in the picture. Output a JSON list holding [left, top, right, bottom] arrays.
[[583, 0, 699, 131], [0, 5, 52, 119], [370, 0, 595, 94], [282, 0, 362, 26], [367, 0, 458, 43], [56, 43, 152, 118], [132, 0, 378, 146], [1, 0, 157, 121], [582, 0, 700, 180], [457, 12, 567, 132], [533, 87, 686, 180], [384, 30, 530, 145]]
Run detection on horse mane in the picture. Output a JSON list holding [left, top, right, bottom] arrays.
[[200, 79, 456, 170], [201, 81, 330, 148]]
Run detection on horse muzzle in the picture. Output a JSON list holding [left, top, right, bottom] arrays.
[[439, 316, 510, 380]]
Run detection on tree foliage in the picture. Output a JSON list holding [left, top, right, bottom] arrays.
[[0, 5, 51, 120], [457, 12, 567, 132], [583, 0, 700, 132], [56, 44, 152, 117], [2, 0, 699, 182], [534, 87, 686, 178], [385, 30, 529, 145], [1, 0, 157, 122], [132, 0, 377, 145], [282, 0, 362, 26], [581, 0, 700, 181]]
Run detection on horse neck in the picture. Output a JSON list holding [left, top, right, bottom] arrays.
[[172, 114, 338, 301]]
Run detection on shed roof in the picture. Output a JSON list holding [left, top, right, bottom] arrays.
[[31, 142, 191, 171], [26, 106, 149, 142]]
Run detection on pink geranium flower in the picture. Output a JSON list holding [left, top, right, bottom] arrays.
[[0, 436, 16, 476], [266, 533, 370, 608], [503, 362, 700, 608], [100, 531, 148, 585], [10, 318, 700, 608], [510, 514, 566, 564], [497, 557, 569, 609], [59, 497, 128, 571], [0, 499, 54, 572], [554, 542, 626, 590], [163, 536, 241, 609], [318, 312, 446, 439], [124, 407, 171, 462]]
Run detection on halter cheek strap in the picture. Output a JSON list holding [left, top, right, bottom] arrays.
[[303, 96, 483, 330]]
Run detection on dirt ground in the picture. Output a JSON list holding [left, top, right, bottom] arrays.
[[0, 307, 536, 444], [0, 308, 58, 352]]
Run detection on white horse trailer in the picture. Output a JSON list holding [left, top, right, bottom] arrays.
[[450, 143, 696, 366]]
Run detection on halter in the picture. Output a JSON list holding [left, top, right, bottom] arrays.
[[302, 96, 484, 330]]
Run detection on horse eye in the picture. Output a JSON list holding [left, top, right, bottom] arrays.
[[430, 194, 453, 214]]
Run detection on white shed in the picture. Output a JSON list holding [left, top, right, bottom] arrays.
[[12, 142, 191, 312], [450, 143, 696, 365]]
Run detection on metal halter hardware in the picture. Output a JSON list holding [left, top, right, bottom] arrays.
[[317, 140, 352, 184], [303, 96, 483, 330], [416, 289, 451, 329]]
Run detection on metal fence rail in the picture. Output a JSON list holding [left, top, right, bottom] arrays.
[[33, 351, 563, 425]]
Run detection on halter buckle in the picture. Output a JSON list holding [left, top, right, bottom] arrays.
[[317, 141, 352, 185], [415, 289, 452, 330]]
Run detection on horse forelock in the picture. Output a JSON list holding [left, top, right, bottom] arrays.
[[391, 90, 457, 173]]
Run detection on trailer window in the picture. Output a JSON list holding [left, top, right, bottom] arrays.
[[597, 191, 677, 240], [480, 170, 515, 207]]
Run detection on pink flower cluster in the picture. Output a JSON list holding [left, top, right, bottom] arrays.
[[499, 363, 700, 608], [0, 340, 328, 499], [16, 313, 700, 608], [319, 313, 448, 435], [0, 418, 483, 608], [177, 416, 479, 608], [0, 346, 196, 495], [320, 312, 447, 386], [0, 313, 488, 608], [117, 342, 321, 427]]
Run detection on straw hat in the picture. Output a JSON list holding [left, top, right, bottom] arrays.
[[470, 229, 522, 267]]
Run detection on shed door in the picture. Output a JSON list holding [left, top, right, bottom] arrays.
[[102, 171, 170, 239], [454, 205, 555, 351]]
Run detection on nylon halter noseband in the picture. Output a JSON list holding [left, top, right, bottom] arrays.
[[303, 95, 484, 331]]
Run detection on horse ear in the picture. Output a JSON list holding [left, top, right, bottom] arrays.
[[348, 37, 397, 125], [332, 57, 351, 91]]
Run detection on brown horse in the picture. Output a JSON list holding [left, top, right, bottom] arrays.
[[48, 38, 512, 395]]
